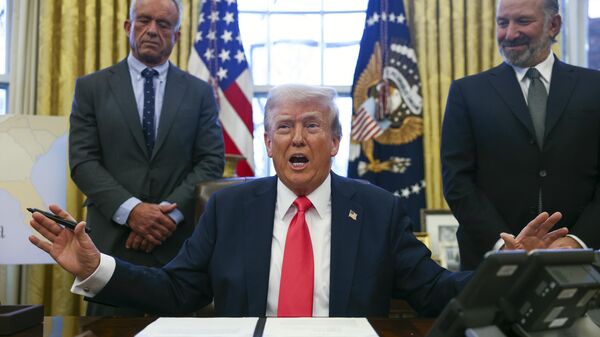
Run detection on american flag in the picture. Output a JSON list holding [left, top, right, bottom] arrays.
[[188, 0, 254, 176], [350, 97, 384, 142]]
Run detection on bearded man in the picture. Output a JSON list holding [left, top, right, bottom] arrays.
[[441, 0, 600, 270]]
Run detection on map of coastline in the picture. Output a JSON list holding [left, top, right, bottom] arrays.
[[0, 115, 68, 264]]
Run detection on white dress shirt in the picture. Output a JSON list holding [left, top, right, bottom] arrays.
[[73, 175, 335, 316]]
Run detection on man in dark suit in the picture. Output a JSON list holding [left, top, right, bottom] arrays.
[[30, 84, 566, 317], [68, 0, 224, 315], [441, 0, 600, 270]]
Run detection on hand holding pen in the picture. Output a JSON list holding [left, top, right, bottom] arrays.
[[27, 207, 91, 233]]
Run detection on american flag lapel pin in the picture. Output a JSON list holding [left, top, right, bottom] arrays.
[[348, 210, 357, 221]]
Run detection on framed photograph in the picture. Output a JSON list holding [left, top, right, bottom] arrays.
[[421, 209, 460, 270]]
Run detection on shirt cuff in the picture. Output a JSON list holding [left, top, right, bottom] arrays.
[[566, 234, 588, 249], [112, 197, 142, 225], [493, 237, 506, 251], [70, 253, 116, 297], [160, 201, 183, 225]]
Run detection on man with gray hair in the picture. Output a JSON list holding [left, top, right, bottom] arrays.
[[31, 84, 566, 317], [68, 0, 224, 315], [441, 0, 600, 270]]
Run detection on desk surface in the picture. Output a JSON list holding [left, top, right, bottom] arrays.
[[8, 316, 434, 337]]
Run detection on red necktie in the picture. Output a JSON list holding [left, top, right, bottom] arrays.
[[278, 196, 314, 317]]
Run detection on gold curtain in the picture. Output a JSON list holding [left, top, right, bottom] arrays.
[[29, 0, 200, 315]]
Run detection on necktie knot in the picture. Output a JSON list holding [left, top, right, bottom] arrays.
[[141, 68, 158, 79], [294, 196, 313, 213], [526, 67, 541, 80]]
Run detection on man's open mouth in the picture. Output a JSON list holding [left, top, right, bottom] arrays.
[[289, 154, 309, 168]]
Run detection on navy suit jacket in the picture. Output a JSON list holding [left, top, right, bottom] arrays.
[[95, 174, 470, 317], [442, 59, 600, 270]]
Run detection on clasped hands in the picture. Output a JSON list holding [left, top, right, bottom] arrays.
[[126, 202, 177, 253], [500, 212, 581, 251]]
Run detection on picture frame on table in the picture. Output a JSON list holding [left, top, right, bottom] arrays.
[[420, 209, 461, 271]]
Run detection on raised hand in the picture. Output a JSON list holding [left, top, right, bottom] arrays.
[[501, 212, 568, 251], [127, 202, 177, 245], [28, 204, 100, 280]]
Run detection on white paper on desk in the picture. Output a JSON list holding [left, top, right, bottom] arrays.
[[135, 317, 258, 337], [263, 318, 378, 337]]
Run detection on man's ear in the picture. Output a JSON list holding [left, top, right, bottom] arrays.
[[549, 14, 562, 40], [264, 133, 273, 158], [330, 136, 340, 157], [124, 20, 132, 36]]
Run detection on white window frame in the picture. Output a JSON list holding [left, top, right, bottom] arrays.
[[0, 0, 12, 114], [562, 0, 589, 67]]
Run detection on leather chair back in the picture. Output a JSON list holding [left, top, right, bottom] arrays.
[[195, 177, 256, 223]]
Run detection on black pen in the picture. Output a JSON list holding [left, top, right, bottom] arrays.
[[27, 208, 91, 233]]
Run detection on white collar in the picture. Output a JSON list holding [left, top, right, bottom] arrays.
[[127, 53, 169, 79], [512, 52, 554, 84], [276, 174, 331, 221]]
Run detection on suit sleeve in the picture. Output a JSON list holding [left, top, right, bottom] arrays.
[[93, 192, 220, 315], [441, 80, 512, 268], [164, 81, 224, 213], [69, 77, 134, 219], [390, 197, 471, 317]]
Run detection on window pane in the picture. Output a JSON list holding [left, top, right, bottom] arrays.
[[269, 0, 321, 12], [323, 0, 368, 12], [324, 44, 360, 85], [271, 42, 320, 84], [270, 14, 321, 84], [0, 0, 7, 75], [238, 13, 269, 85], [589, 0, 600, 70], [323, 13, 365, 42], [252, 97, 270, 177], [331, 96, 352, 176], [0, 87, 7, 115], [238, 0, 268, 11], [590, 0, 600, 18]]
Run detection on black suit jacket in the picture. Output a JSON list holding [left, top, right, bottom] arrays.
[[69, 59, 224, 266], [441, 59, 600, 270], [95, 174, 470, 317]]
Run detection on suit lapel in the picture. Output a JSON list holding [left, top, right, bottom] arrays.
[[488, 63, 536, 137], [152, 63, 187, 158], [243, 177, 277, 316], [545, 59, 576, 138], [108, 60, 147, 156], [329, 174, 363, 316]]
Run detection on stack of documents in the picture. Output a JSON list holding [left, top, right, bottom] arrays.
[[136, 317, 378, 337]]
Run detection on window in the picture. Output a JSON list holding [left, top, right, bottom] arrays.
[[0, 0, 8, 114], [588, 0, 600, 69], [561, 0, 600, 69], [238, 0, 368, 177]]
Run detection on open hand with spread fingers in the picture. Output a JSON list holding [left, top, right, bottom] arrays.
[[500, 212, 568, 251], [28, 204, 100, 280]]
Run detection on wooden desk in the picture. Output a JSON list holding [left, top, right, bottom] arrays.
[[8, 316, 434, 337]]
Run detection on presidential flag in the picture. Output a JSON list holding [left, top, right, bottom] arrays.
[[188, 0, 254, 176], [348, 0, 425, 229]]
